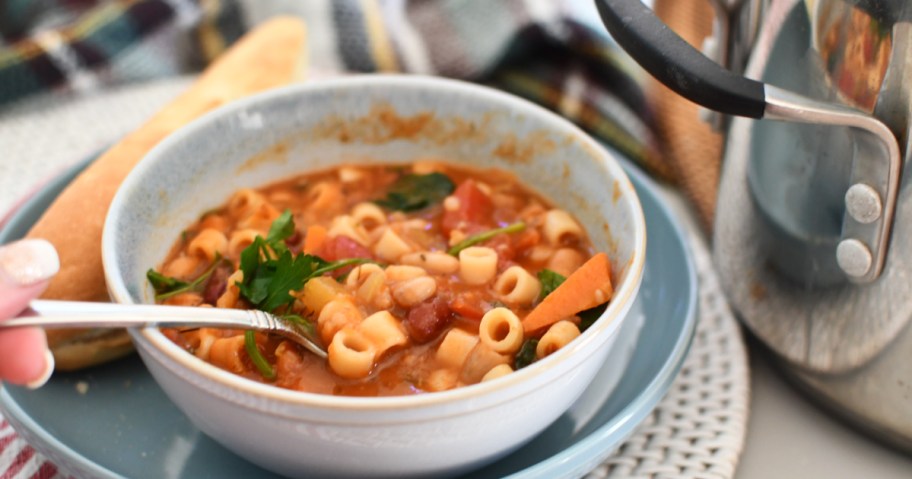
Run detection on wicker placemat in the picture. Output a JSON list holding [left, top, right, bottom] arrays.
[[594, 222, 750, 479], [0, 78, 749, 479]]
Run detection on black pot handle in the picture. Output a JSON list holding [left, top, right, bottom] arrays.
[[595, 0, 905, 284], [594, 0, 766, 118]]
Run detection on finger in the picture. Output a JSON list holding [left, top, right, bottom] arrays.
[[0, 279, 49, 318], [0, 239, 60, 387], [0, 238, 60, 317], [0, 327, 53, 387]]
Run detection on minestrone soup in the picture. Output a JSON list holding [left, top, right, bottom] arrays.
[[147, 162, 613, 396]]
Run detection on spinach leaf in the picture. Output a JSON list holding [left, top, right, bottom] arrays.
[[536, 269, 566, 301], [374, 172, 455, 212], [578, 304, 608, 332], [514, 339, 539, 370]]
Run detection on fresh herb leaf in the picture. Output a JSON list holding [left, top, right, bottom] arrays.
[[536, 269, 566, 301], [239, 247, 310, 312], [245, 330, 276, 380], [237, 234, 369, 313], [147, 254, 224, 301], [374, 172, 455, 212], [266, 209, 295, 245], [237, 212, 356, 380], [239, 250, 368, 313], [238, 236, 270, 302], [514, 339, 539, 370], [447, 221, 525, 256], [147, 270, 188, 295], [310, 257, 370, 278], [240, 251, 369, 312], [273, 253, 326, 312]]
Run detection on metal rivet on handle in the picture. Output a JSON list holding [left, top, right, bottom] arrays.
[[836, 239, 873, 278], [845, 183, 882, 224]]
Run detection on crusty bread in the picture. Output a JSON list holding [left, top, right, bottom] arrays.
[[26, 17, 309, 371]]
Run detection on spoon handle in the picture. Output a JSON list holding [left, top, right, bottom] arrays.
[[6, 299, 268, 331], [6, 299, 328, 359]]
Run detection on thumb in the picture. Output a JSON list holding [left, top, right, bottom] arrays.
[[0, 239, 59, 387]]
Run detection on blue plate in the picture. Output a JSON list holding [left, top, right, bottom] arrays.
[[0, 157, 696, 479]]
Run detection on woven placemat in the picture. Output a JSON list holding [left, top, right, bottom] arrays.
[[0, 78, 749, 479], [595, 221, 750, 479]]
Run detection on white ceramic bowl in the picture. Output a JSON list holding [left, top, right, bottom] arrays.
[[102, 75, 646, 478]]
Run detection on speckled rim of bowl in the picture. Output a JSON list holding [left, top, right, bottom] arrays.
[[103, 75, 647, 413]]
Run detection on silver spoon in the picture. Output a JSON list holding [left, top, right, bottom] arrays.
[[3, 299, 327, 359]]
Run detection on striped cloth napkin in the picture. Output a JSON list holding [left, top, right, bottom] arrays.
[[0, 1, 698, 477], [0, 417, 58, 479]]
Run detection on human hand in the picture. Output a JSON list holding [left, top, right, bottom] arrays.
[[0, 239, 58, 388]]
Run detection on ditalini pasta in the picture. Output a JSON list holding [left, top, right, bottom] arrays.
[[150, 162, 614, 396]]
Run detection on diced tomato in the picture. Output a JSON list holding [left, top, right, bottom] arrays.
[[512, 228, 541, 254], [448, 291, 485, 320], [441, 180, 493, 236], [318, 235, 373, 261], [405, 296, 452, 343]]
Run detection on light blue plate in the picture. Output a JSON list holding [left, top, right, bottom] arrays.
[[0, 157, 696, 479]]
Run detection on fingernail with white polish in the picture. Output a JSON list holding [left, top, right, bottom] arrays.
[[26, 349, 55, 389], [0, 239, 60, 286]]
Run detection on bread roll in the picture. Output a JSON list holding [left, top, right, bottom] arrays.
[[26, 17, 309, 370]]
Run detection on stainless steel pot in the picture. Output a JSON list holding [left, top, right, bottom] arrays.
[[596, 0, 912, 451]]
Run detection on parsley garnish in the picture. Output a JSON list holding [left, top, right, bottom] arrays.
[[147, 271, 188, 296], [235, 211, 369, 377], [232, 211, 372, 377], [147, 254, 224, 300], [236, 215, 369, 313], [374, 172, 455, 212], [447, 221, 525, 256], [536, 269, 566, 301], [265, 209, 295, 253]]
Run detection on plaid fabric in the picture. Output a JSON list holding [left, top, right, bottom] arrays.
[[0, 0, 245, 105], [0, 0, 668, 180], [0, 1, 669, 478]]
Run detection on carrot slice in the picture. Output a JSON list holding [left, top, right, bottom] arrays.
[[522, 253, 614, 333], [303, 224, 328, 255]]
